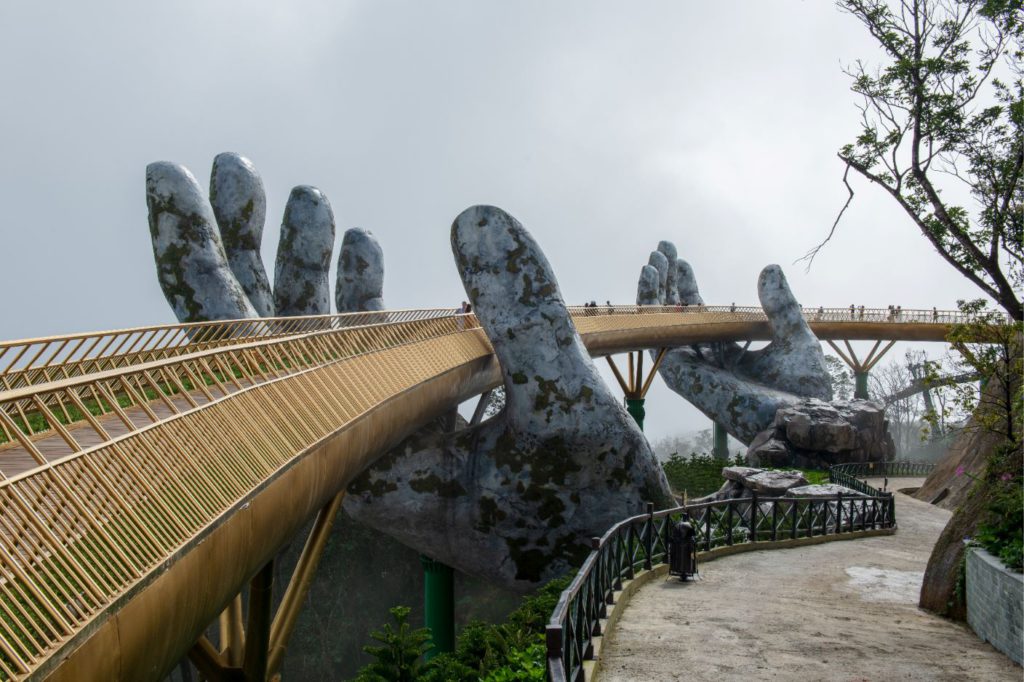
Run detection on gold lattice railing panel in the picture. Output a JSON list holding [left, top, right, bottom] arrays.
[[0, 318, 493, 679]]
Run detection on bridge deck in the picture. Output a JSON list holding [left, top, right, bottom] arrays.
[[598, 484, 1018, 680]]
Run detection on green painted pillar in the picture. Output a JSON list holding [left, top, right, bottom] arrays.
[[625, 397, 646, 430], [712, 421, 729, 460], [854, 371, 869, 400], [420, 556, 454, 659]]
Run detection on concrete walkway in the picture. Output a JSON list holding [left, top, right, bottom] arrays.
[[600, 480, 1020, 681]]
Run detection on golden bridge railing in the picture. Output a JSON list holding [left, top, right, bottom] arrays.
[[0, 305, 1003, 450], [0, 308, 462, 395], [0, 313, 481, 457], [0, 313, 494, 679], [1, 305, 992, 391]]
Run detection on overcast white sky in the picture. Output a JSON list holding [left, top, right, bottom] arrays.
[[0, 1, 982, 439]]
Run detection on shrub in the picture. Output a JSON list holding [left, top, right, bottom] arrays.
[[353, 574, 573, 681]]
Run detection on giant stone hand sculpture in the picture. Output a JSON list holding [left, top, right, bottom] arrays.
[[638, 243, 893, 467], [345, 206, 672, 589], [146, 154, 672, 591], [638, 242, 831, 441]]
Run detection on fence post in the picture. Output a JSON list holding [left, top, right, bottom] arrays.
[[626, 521, 636, 580], [836, 492, 843, 535], [791, 499, 798, 539], [750, 492, 758, 543], [704, 507, 712, 551], [771, 499, 778, 542], [726, 500, 734, 546], [643, 502, 654, 570], [545, 624, 564, 681]]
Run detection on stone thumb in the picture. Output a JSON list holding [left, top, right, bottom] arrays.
[[757, 264, 814, 345]]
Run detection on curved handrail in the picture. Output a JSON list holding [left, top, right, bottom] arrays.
[[545, 460, 939, 682], [829, 460, 936, 495], [0, 305, 1004, 391], [0, 304, 1002, 451], [0, 308, 462, 393]]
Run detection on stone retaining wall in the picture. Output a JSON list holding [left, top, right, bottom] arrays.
[[966, 546, 1023, 665]]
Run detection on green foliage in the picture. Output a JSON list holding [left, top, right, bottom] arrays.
[[662, 453, 745, 497], [824, 354, 854, 400], [661, 452, 827, 498], [354, 606, 433, 682], [939, 300, 1023, 443], [825, 0, 1023, 319], [973, 442, 1023, 571], [355, 575, 572, 682]]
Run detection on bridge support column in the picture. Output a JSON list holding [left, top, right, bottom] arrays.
[[826, 339, 895, 401], [712, 421, 729, 460], [854, 371, 869, 400], [421, 556, 454, 659], [243, 560, 274, 682], [606, 349, 667, 432], [625, 398, 646, 430]]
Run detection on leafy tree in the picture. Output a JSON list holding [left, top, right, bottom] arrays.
[[937, 299, 1022, 443], [806, 0, 1023, 320], [824, 354, 855, 400], [354, 606, 433, 682]]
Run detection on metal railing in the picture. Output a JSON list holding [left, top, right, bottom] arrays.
[[830, 460, 936, 495], [0, 308, 463, 393], [0, 304, 997, 392], [0, 314, 496, 679], [1, 304, 996, 451], [546, 485, 899, 682]]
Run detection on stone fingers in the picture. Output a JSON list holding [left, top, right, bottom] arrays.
[[273, 186, 335, 316], [657, 241, 679, 305], [675, 259, 703, 306], [146, 161, 257, 323], [210, 153, 274, 317], [336, 227, 385, 312], [451, 205, 619, 435], [658, 349, 800, 442], [637, 264, 661, 306]]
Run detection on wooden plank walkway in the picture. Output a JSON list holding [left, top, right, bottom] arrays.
[[0, 379, 261, 478]]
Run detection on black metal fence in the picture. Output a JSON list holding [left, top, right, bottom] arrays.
[[545, 488, 895, 681], [829, 460, 936, 495]]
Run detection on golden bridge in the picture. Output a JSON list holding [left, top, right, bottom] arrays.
[[0, 305, 991, 681]]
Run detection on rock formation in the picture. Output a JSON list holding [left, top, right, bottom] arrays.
[[746, 399, 895, 468]]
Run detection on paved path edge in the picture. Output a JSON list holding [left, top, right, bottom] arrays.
[[586, 527, 897, 681]]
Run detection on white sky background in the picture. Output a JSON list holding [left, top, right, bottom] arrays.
[[0, 1, 984, 440]]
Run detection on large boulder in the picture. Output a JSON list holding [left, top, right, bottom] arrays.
[[746, 399, 895, 469]]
